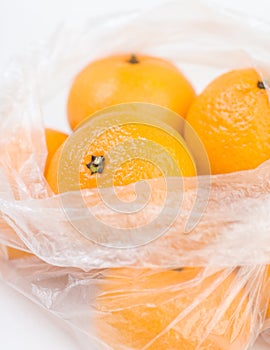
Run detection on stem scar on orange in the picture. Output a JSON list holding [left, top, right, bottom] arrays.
[[67, 53, 196, 130], [185, 68, 270, 174], [94, 268, 251, 350], [46, 103, 196, 194]]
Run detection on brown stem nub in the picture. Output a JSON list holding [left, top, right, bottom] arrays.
[[257, 81, 266, 89], [86, 155, 105, 175], [172, 268, 183, 272], [128, 54, 139, 64]]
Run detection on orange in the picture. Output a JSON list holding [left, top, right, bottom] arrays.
[[44, 128, 68, 176], [265, 267, 270, 319], [5, 128, 68, 260], [67, 53, 196, 130], [7, 247, 33, 260], [46, 104, 196, 194], [1, 217, 32, 260], [185, 68, 270, 174], [94, 268, 251, 350]]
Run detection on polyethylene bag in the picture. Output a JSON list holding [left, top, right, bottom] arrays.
[[1, 0, 270, 349]]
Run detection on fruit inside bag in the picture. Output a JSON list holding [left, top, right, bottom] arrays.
[[0, 257, 269, 350], [1, 0, 270, 349]]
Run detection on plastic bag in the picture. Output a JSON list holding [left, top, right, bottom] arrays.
[[0, 0, 270, 348]]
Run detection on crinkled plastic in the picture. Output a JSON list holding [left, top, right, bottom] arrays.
[[0, 0, 270, 349]]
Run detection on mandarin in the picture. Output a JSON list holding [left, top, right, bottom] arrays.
[[46, 104, 196, 193], [7, 128, 67, 259], [185, 68, 270, 174], [94, 268, 251, 350], [67, 54, 196, 130], [44, 128, 68, 176]]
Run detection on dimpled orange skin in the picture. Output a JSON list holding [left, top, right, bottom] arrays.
[[67, 54, 196, 130], [44, 128, 68, 176], [185, 68, 270, 174], [46, 123, 196, 194], [94, 268, 251, 350]]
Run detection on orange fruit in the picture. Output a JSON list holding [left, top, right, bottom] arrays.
[[67, 53, 196, 130], [94, 268, 251, 350], [0, 215, 32, 260], [7, 247, 33, 260], [185, 68, 270, 174], [44, 128, 68, 176], [264, 267, 270, 319], [5, 128, 68, 260], [46, 104, 196, 194]]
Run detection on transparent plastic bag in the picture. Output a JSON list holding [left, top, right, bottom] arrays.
[[0, 0, 270, 348]]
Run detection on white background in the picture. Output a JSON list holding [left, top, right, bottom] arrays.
[[1, 0, 270, 349]]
